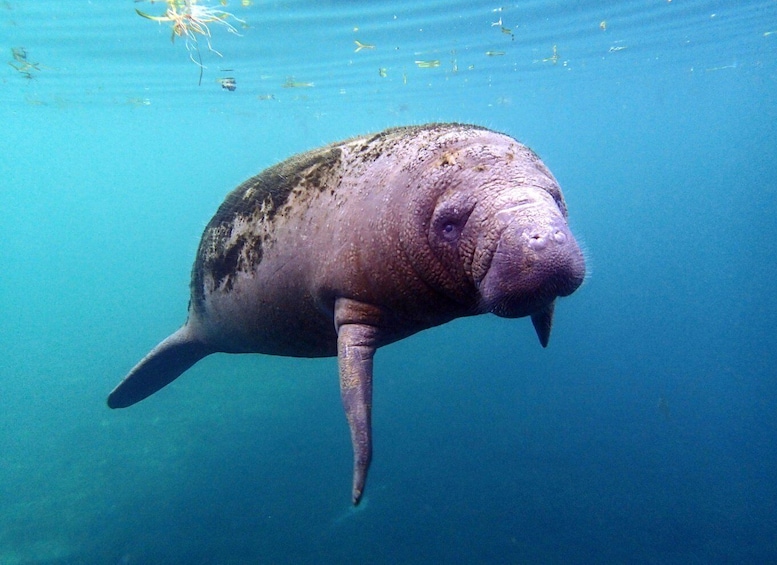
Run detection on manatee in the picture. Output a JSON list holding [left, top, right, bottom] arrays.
[[108, 123, 586, 504]]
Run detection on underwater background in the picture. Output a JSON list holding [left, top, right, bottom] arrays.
[[1, 0, 776, 563]]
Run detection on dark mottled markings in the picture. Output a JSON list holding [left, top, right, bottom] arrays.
[[191, 146, 343, 309]]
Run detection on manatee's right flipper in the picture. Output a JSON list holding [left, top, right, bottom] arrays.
[[335, 298, 381, 505], [107, 325, 213, 409]]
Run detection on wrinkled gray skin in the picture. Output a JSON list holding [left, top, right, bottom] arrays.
[[107, 123, 586, 504]]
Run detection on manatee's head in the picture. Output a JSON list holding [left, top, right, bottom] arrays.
[[404, 126, 585, 346], [470, 180, 585, 346]]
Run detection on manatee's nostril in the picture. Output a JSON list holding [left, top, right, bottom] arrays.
[[526, 228, 567, 251], [528, 232, 549, 250]]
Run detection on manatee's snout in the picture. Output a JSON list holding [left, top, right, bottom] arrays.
[[477, 201, 585, 321]]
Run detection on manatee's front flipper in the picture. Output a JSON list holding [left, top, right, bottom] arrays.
[[334, 298, 382, 505], [107, 325, 213, 409], [530, 301, 555, 348]]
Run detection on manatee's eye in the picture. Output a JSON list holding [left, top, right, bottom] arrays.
[[431, 199, 475, 247], [441, 221, 459, 241]]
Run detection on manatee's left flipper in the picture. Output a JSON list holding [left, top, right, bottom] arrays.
[[530, 301, 555, 348], [334, 298, 382, 505], [107, 325, 213, 409]]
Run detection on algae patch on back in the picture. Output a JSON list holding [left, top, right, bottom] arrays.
[[191, 146, 343, 308]]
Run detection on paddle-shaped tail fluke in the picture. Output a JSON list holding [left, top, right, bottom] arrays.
[[107, 325, 212, 409]]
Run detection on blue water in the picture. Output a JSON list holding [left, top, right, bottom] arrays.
[[1, 0, 776, 563]]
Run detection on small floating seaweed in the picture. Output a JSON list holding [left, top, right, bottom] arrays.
[[126, 97, 152, 106], [542, 44, 559, 64], [8, 46, 41, 79], [532, 44, 563, 66], [414, 60, 440, 68], [218, 76, 236, 90], [282, 77, 314, 88], [135, 0, 245, 83], [354, 40, 375, 52]]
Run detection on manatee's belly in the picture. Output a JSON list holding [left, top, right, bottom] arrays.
[[193, 267, 339, 358]]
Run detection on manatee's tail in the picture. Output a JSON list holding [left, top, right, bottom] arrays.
[[107, 325, 213, 409]]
